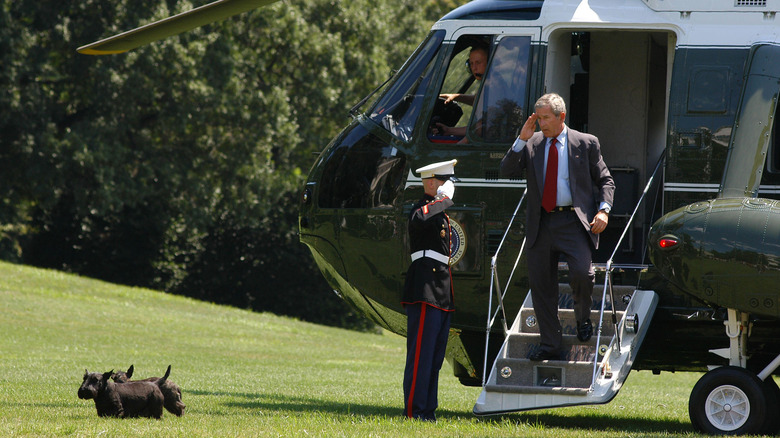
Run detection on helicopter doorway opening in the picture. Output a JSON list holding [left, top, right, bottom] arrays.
[[547, 29, 674, 265], [476, 29, 676, 415]]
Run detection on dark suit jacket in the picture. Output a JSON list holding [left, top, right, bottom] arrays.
[[500, 127, 615, 249]]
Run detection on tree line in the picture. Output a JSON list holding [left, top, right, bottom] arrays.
[[0, 0, 467, 330]]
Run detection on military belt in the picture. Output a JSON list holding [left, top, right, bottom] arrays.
[[410, 250, 450, 265]]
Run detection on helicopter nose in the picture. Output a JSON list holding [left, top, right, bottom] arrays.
[[648, 197, 780, 318]]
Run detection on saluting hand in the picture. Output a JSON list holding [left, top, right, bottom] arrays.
[[518, 113, 538, 141], [589, 211, 609, 234], [437, 180, 455, 200]]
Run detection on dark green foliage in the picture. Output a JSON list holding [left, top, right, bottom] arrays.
[[0, 0, 466, 330]]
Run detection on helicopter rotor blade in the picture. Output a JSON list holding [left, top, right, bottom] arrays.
[[77, 0, 280, 55]]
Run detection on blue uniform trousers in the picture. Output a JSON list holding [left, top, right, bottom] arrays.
[[403, 302, 451, 420]]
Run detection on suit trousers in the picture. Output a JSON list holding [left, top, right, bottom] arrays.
[[527, 210, 595, 353], [403, 302, 451, 420]]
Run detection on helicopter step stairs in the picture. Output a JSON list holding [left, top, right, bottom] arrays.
[[473, 287, 658, 415]]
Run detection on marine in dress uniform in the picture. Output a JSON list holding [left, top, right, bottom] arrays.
[[402, 159, 457, 421]]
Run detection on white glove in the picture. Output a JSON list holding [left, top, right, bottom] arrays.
[[437, 180, 455, 200]]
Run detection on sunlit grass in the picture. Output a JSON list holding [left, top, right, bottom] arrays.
[[0, 261, 746, 437]]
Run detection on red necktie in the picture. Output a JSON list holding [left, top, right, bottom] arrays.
[[542, 138, 558, 212]]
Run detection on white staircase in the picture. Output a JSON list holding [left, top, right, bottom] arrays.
[[473, 286, 658, 415], [476, 157, 665, 414]]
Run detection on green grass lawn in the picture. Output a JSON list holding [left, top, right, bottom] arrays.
[[0, 261, 733, 437]]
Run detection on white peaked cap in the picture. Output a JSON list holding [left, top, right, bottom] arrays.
[[415, 159, 458, 180]]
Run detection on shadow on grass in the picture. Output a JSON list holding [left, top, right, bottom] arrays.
[[475, 412, 692, 434], [189, 389, 406, 418], [187, 389, 691, 433]]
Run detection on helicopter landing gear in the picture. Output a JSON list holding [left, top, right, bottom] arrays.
[[689, 308, 780, 435]]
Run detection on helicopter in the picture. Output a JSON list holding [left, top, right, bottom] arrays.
[[79, 0, 780, 434]]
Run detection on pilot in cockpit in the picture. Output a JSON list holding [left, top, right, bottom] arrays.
[[432, 45, 489, 139], [440, 46, 488, 108], [431, 35, 527, 145]]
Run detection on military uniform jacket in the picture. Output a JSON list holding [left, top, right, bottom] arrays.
[[402, 193, 455, 311]]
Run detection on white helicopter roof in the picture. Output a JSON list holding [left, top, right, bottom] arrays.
[[433, 0, 779, 48]]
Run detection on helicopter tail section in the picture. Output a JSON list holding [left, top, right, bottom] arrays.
[[473, 286, 657, 415]]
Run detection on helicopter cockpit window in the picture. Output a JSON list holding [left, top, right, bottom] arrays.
[[469, 36, 530, 143], [368, 30, 445, 142], [318, 126, 407, 209], [427, 36, 489, 143]]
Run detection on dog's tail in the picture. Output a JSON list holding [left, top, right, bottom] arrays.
[[158, 365, 171, 385]]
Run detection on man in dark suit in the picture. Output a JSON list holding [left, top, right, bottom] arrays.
[[500, 93, 615, 361], [402, 159, 457, 421]]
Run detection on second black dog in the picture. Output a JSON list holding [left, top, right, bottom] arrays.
[[113, 364, 185, 416]]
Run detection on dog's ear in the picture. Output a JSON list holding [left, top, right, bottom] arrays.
[[84, 369, 89, 376], [126, 365, 134, 379], [102, 370, 113, 380]]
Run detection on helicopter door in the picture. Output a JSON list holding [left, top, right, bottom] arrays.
[[542, 30, 674, 264]]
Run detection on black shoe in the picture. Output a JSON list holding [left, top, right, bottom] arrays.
[[529, 349, 560, 361], [577, 319, 593, 342]]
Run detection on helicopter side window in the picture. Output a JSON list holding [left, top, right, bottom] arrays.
[[427, 36, 490, 143], [368, 30, 445, 142], [469, 36, 531, 143]]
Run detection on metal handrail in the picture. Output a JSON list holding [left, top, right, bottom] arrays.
[[482, 188, 527, 386], [590, 150, 666, 389]]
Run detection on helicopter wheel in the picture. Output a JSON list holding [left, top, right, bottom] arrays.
[[689, 366, 771, 435]]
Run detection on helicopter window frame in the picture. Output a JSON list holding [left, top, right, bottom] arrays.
[[425, 35, 492, 144], [425, 32, 534, 147], [367, 30, 446, 143], [466, 35, 532, 144], [768, 106, 780, 174], [686, 66, 731, 114]]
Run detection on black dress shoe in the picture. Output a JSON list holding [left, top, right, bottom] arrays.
[[529, 349, 560, 361], [577, 319, 593, 342]]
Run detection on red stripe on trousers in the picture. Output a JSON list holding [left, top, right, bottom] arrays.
[[406, 303, 427, 418]]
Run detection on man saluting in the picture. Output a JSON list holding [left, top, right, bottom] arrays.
[[500, 93, 614, 361], [402, 159, 457, 421]]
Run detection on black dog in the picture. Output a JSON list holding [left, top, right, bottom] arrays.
[[112, 365, 185, 416], [78, 368, 168, 418]]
